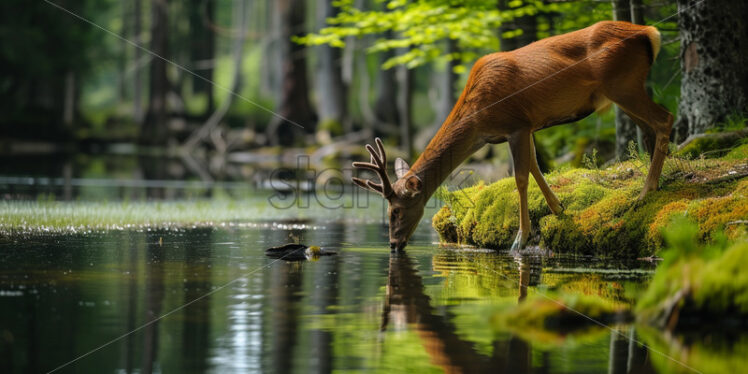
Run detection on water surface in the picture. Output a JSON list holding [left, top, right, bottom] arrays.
[[2, 221, 710, 374]]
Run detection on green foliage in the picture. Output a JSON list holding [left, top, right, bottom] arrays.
[[300, 0, 611, 70]]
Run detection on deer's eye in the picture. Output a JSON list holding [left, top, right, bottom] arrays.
[[392, 208, 400, 217]]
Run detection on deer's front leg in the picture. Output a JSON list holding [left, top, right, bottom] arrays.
[[529, 136, 564, 215], [509, 131, 532, 251]]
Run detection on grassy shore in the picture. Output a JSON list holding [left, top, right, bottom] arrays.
[[0, 192, 388, 236], [433, 143, 748, 257]]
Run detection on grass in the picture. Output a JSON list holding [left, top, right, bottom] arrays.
[[0, 192, 389, 236]]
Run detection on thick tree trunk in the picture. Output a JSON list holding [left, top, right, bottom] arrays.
[[674, 0, 748, 142], [142, 0, 170, 145], [189, 0, 216, 114], [266, 0, 317, 146], [315, 0, 347, 136]]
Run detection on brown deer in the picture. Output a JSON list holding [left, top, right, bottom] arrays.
[[353, 21, 673, 251]]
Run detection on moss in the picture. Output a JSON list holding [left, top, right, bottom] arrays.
[[433, 155, 748, 256], [637, 218, 748, 328], [675, 136, 736, 159], [431, 206, 458, 243], [723, 142, 748, 160]]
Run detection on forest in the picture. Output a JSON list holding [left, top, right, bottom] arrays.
[[3, 0, 745, 170]]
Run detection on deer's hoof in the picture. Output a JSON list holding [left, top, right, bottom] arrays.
[[510, 230, 528, 251], [552, 202, 565, 215]]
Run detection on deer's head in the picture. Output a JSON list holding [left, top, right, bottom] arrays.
[[352, 138, 424, 251]]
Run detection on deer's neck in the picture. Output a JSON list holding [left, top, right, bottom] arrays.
[[408, 118, 481, 199]]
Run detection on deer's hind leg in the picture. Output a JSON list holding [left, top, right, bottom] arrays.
[[529, 135, 564, 215], [607, 88, 673, 199]]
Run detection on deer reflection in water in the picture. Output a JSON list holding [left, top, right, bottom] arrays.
[[381, 252, 541, 373], [381, 252, 658, 374]]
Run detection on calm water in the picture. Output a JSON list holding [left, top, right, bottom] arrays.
[[0, 220, 723, 374]]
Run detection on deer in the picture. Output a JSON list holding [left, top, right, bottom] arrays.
[[352, 21, 673, 251]]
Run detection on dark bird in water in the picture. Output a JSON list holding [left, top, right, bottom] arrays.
[[265, 243, 337, 261]]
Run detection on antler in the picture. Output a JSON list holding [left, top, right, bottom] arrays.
[[352, 137, 395, 198]]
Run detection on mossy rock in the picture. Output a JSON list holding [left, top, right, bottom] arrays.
[[433, 155, 748, 257]]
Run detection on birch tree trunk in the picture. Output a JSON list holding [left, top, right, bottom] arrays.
[[674, 0, 748, 142]]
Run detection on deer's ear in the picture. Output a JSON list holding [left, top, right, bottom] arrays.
[[404, 175, 422, 197], [395, 158, 410, 179]]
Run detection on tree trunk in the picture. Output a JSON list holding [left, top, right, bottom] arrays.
[[142, 0, 170, 145], [182, 0, 247, 151], [315, 0, 348, 136], [63, 71, 75, 129], [266, 0, 317, 146], [436, 39, 458, 122], [611, 0, 639, 159], [674, 0, 748, 142], [373, 34, 400, 132], [611, 0, 631, 22], [397, 61, 413, 159], [356, 36, 377, 128], [630, 0, 644, 24], [133, 0, 143, 124], [416, 39, 458, 151], [189, 0, 216, 114]]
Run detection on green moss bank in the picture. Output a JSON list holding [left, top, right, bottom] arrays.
[[637, 219, 748, 329], [433, 156, 748, 257]]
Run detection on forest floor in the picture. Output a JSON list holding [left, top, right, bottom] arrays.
[[433, 142, 748, 257]]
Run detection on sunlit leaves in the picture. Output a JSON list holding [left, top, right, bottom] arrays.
[[299, 0, 611, 70]]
